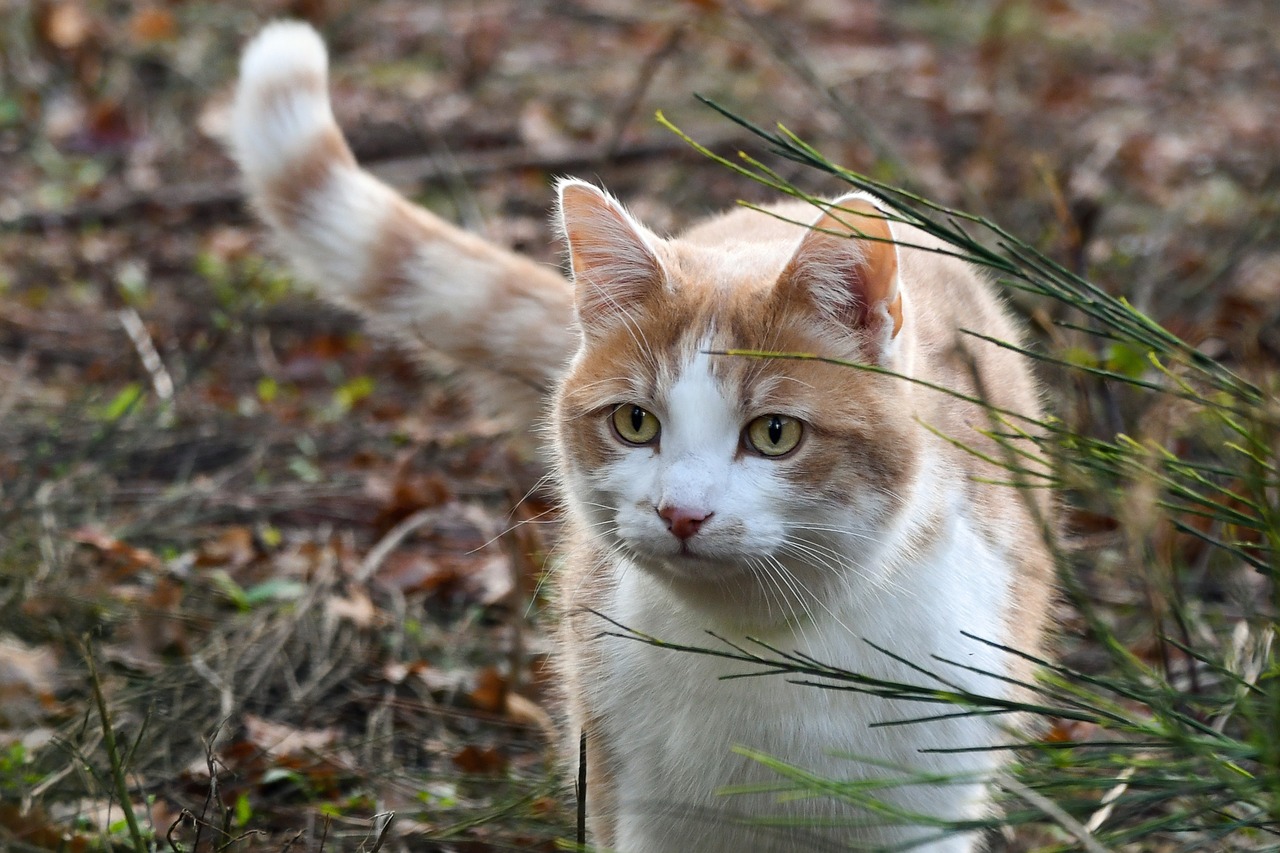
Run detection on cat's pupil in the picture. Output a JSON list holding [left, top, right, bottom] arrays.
[[631, 407, 645, 432], [768, 416, 782, 444]]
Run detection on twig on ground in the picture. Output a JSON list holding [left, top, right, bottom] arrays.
[[999, 773, 1109, 853], [194, 730, 226, 852], [34, 480, 58, 584], [118, 307, 175, 421], [368, 812, 395, 853], [190, 652, 236, 746], [601, 25, 686, 161], [166, 809, 191, 853], [1084, 765, 1136, 834], [0, 132, 751, 233], [356, 507, 441, 583]]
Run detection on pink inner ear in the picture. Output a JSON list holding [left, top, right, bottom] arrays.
[[558, 182, 663, 334], [782, 197, 902, 339]]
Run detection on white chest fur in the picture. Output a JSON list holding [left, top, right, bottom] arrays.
[[587, 508, 1013, 853]]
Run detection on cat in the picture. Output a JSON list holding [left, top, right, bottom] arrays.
[[229, 21, 1054, 853]]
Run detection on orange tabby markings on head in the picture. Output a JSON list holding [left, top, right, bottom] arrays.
[[229, 23, 1054, 853]]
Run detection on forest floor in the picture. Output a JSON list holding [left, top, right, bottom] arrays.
[[1, 1, 1278, 850]]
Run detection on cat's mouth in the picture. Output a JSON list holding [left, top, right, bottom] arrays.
[[613, 523, 762, 583], [639, 543, 755, 582]]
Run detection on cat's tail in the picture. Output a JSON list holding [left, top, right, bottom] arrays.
[[228, 21, 577, 412]]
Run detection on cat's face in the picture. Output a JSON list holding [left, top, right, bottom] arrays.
[[553, 181, 922, 611]]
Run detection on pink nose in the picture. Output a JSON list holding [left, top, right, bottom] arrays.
[[658, 505, 712, 540]]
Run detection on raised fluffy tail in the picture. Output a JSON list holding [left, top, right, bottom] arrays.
[[229, 22, 577, 410]]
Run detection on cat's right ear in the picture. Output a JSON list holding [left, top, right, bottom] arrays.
[[556, 178, 664, 339]]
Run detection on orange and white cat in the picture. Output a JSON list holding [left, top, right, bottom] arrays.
[[230, 22, 1053, 852]]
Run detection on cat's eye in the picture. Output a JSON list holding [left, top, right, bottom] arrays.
[[745, 414, 803, 457], [611, 404, 661, 446]]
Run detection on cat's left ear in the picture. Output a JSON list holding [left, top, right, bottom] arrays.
[[556, 178, 665, 340], [778, 194, 903, 364]]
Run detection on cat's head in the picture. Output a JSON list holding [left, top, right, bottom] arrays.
[[552, 180, 924, 617]]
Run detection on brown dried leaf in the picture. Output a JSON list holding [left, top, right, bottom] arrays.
[[451, 744, 507, 775], [468, 667, 507, 713], [195, 526, 256, 569], [0, 637, 59, 726], [467, 554, 514, 606], [325, 587, 377, 628], [457, 16, 506, 87], [70, 526, 160, 573], [119, 574, 189, 664], [375, 550, 449, 594], [202, 226, 255, 263], [505, 691, 555, 742], [243, 714, 340, 757], [1042, 718, 1097, 744], [0, 803, 89, 851], [128, 8, 176, 43], [206, 738, 262, 776], [85, 99, 135, 149], [380, 660, 430, 685], [367, 463, 452, 531]]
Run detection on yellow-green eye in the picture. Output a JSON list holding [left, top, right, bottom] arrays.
[[745, 414, 803, 457], [611, 404, 661, 446]]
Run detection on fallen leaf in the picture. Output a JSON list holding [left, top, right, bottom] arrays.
[[107, 574, 190, 668], [468, 667, 507, 713], [467, 554, 514, 606], [73, 98, 135, 151], [325, 587, 377, 628], [202, 226, 255, 263], [505, 691, 555, 742], [381, 660, 429, 684], [0, 638, 59, 726], [243, 714, 340, 758], [366, 464, 452, 532], [451, 744, 507, 775], [1042, 718, 1097, 744], [0, 803, 87, 851], [128, 8, 175, 43], [375, 550, 448, 594], [195, 526, 256, 569], [69, 526, 160, 573]]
